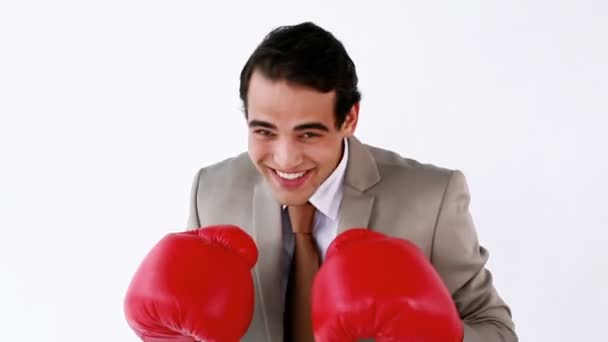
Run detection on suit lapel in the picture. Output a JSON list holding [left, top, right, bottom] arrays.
[[252, 181, 284, 341], [337, 185, 375, 233], [337, 136, 382, 234]]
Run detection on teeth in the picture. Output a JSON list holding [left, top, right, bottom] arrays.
[[276, 170, 306, 180]]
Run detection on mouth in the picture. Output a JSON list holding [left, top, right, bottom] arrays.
[[269, 167, 312, 189], [275, 170, 307, 180]]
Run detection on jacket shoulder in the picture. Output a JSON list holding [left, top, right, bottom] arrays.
[[198, 152, 258, 182], [193, 152, 260, 203], [364, 143, 454, 184]]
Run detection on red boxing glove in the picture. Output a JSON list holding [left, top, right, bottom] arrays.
[[312, 228, 463, 342], [124, 225, 258, 342]]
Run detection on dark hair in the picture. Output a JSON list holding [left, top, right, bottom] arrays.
[[239, 22, 361, 129]]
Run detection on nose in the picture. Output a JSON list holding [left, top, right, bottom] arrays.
[[273, 139, 303, 170]]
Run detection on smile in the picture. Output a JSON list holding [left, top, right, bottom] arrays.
[[270, 168, 312, 189], [275, 170, 307, 180]]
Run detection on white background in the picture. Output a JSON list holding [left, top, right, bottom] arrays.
[[1, 1, 607, 341]]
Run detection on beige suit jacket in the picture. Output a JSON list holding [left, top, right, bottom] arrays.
[[187, 136, 517, 342]]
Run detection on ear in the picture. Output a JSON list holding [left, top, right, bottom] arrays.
[[341, 102, 360, 136]]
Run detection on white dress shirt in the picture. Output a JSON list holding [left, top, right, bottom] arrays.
[[281, 138, 349, 293]]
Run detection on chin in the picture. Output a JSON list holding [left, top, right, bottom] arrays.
[[260, 169, 313, 204], [273, 193, 310, 206]]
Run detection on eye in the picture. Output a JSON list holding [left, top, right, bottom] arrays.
[[301, 132, 320, 139], [254, 129, 274, 137]]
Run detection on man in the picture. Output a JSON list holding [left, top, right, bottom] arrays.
[[186, 22, 516, 341]]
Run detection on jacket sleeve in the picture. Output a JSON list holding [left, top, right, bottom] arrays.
[[431, 170, 517, 342], [186, 168, 204, 230]]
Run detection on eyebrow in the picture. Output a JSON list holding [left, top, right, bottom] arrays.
[[294, 123, 330, 132], [248, 120, 330, 132], [248, 120, 276, 129]]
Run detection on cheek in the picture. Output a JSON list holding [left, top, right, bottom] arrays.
[[303, 144, 336, 167], [248, 138, 269, 162], [317, 142, 344, 170]]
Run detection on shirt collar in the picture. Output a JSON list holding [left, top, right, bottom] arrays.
[[308, 138, 349, 220]]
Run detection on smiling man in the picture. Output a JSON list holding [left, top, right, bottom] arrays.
[[246, 69, 357, 207], [186, 22, 517, 341]]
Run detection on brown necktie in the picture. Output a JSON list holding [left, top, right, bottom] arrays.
[[285, 202, 319, 342]]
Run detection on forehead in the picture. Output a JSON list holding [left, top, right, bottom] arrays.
[[247, 70, 336, 125]]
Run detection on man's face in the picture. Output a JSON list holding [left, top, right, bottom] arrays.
[[246, 70, 358, 206]]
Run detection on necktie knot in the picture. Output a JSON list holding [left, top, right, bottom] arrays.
[[288, 202, 316, 234]]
